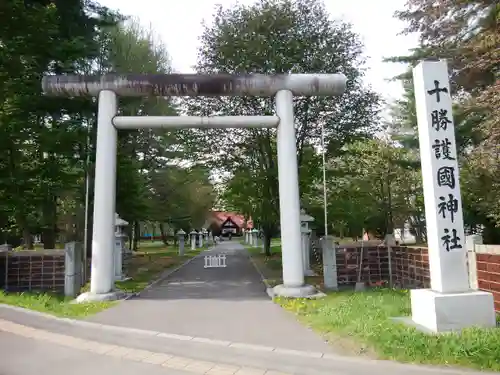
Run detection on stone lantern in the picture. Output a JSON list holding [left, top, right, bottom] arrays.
[[300, 209, 315, 276], [248, 228, 254, 246], [202, 228, 209, 247], [190, 230, 197, 251], [177, 229, 186, 256], [198, 229, 204, 247], [251, 228, 259, 247], [114, 213, 130, 281]]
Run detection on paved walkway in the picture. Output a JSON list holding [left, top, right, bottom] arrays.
[[0, 329, 190, 375], [0, 311, 483, 375], [89, 242, 332, 352]]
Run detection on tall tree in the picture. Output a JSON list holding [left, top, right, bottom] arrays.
[[183, 0, 381, 254], [0, 0, 117, 247], [387, 1, 500, 241]]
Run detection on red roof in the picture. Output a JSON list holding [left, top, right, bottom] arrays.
[[210, 211, 253, 229]]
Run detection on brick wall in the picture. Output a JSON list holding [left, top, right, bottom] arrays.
[[0, 250, 66, 293], [312, 242, 499, 312], [390, 246, 430, 289], [335, 245, 390, 286], [475, 251, 500, 312]]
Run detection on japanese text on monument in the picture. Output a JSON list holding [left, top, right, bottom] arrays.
[[427, 79, 462, 252]]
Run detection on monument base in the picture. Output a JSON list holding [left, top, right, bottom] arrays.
[[74, 290, 126, 304], [271, 284, 325, 299], [410, 288, 496, 332]]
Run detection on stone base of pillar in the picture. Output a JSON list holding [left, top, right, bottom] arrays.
[[271, 284, 324, 298], [405, 288, 496, 332], [74, 290, 126, 303], [354, 281, 366, 291], [115, 275, 131, 282], [304, 269, 316, 277]]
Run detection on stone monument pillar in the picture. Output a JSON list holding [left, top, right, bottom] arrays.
[[409, 60, 495, 332]]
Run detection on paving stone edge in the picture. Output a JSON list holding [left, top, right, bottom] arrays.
[[0, 302, 333, 360], [243, 247, 275, 298]]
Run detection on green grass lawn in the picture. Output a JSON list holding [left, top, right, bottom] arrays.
[[246, 241, 500, 370], [0, 241, 203, 318], [277, 287, 500, 370]]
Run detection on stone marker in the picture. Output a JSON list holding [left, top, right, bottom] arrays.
[[321, 236, 338, 290], [251, 228, 258, 247], [190, 230, 197, 251], [65, 242, 83, 297], [409, 59, 495, 332], [114, 213, 129, 282], [300, 209, 315, 276], [301, 227, 314, 276], [177, 229, 186, 256]]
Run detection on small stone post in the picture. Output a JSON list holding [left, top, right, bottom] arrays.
[[203, 229, 209, 247], [321, 236, 338, 290], [114, 235, 123, 281], [178, 229, 186, 256], [301, 227, 314, 276], [245, 229, 249, 244], [248, 229, 254, 246], [299, 209, 315, 276], [190, 230, 197, 251], [466, 234, 483, 290], [114, 214, 129, 282], [252, 229, 258, 247], [65, 242, 83, 297], [198, 230, 204, 247]]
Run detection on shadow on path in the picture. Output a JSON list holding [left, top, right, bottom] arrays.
[[89, 241, 333, 352]]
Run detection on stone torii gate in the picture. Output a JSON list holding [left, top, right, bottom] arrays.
[[41, 73, 347, 302]]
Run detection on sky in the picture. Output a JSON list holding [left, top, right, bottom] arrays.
[[98, 0, 420, 112]]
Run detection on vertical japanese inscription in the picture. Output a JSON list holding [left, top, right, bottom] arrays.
[[427, 78, 462, 252]]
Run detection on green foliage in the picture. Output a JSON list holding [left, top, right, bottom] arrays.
[[304, 139, 423, 239], [187, 0, 381, 249], [385, 1, 500, 241], [0, 5, 214, 248]]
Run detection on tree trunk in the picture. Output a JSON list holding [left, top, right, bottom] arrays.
[[127, 224, 133, 250], [133, 221, 140, 251], [42, 196, 57, 249], [262, 223, 275, 256], [264, 234, 272, 256], [159, 223, 168, 245], [22, 226, 33, 250]]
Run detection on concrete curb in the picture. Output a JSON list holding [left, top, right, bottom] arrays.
[[244, 247, 275, 299], [0, 302, 327, 360], [0, 305, 481, 375], [124, 249, 205, 300]]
